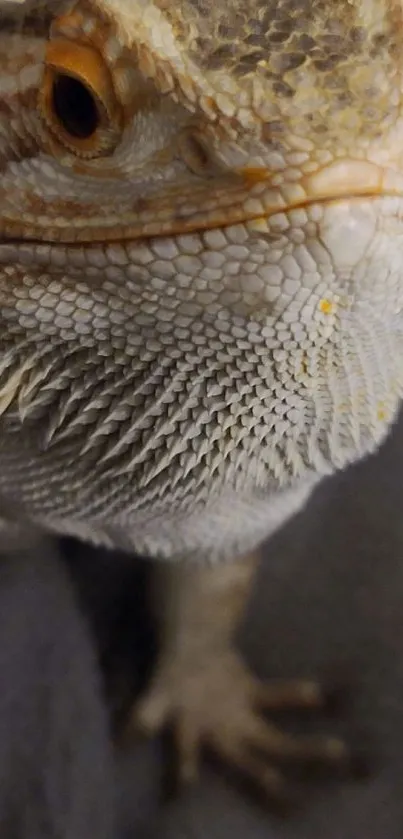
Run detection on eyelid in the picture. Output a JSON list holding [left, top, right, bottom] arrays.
[[44, 39, 116, 115]]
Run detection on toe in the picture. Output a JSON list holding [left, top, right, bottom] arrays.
[[253, 679, 325, 711], [210, 738, 289, 806], [132, 689, 171, 734], [175, 715, 201, 784], [247, 717, 349, 765]]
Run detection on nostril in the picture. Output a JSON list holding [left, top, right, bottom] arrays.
[[178, 129, 219, 178]]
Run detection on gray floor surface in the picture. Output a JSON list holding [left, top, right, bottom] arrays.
[[113, 409, 403, 838]]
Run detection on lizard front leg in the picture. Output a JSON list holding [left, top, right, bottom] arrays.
[[128, 552, 351, 804]]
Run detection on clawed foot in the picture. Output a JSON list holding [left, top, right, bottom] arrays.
[[126, 649, 360, 808]]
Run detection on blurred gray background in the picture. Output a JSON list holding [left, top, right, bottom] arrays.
[[99, 406, 403, 839]]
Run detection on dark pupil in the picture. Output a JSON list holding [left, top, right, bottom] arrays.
[[52, 73, 100, 139]]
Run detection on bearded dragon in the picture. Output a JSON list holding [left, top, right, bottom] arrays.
[[0, 0, 402, 802]]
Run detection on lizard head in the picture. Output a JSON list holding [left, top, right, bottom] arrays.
[[2, 1, 403, 239], [0, 0, 403, 535]]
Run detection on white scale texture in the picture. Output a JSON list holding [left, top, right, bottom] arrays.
[[1, 199, 403, 561]]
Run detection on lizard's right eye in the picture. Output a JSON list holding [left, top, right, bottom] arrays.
[[39, 39, 123, 158], [51, 73, 100, 140]]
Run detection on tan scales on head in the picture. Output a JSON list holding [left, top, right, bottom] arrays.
[[1, 0, 403, 247], [97, 0, 403, 145]]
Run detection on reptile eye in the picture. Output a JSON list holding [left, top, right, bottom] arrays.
[[40, 39, 122, 158], [52, 73, 100, 140]]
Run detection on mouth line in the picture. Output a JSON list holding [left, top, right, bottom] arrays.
[[0, 189, 400, 248]]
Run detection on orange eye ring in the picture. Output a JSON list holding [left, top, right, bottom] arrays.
[[40, 39, 123, 158]]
